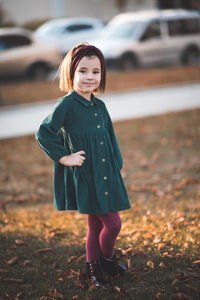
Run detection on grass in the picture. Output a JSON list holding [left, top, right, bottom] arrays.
[[0, 65, 200, 107], [0, 108, 200, 299]]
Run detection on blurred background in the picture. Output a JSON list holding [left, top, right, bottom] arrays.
[[0, 0, 200, 107], [1, 2, 200, 299]]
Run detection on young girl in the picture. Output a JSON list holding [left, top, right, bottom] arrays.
[[35, 43, 131, 288]]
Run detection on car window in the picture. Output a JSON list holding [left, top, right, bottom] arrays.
[[102, 21, 142, 39], [65, 24, 93, 32], [0, 34, 31, 51], [140, 21, 161, 41], [168, 18, 200, 36]]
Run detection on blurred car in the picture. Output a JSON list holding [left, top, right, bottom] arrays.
[[90, 9, 200, 70], [0, 27, 62, 79], [34, 17, 104, 56]]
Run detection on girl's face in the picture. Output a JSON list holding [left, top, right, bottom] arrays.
[[73, 55, 101, 100]]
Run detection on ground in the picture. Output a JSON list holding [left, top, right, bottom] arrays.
[[0, 105, 200, 299], [0, 66, 200, 106]]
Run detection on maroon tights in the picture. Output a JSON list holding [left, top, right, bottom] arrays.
[[86, 212, 122, 262]]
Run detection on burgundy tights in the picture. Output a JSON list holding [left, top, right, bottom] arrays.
[[86, 212, 122, 262]]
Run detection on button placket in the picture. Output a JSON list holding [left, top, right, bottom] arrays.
[[95, 104, 108, 197]]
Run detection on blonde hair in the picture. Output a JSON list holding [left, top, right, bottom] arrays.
[[59, 47, 73, 92], [59, 43, 106, 93]]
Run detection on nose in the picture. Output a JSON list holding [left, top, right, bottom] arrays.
[[86, 71, 94, 80]]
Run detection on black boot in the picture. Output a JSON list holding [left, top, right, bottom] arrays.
[[101, 254, 127, 276], [86, 259, 110, 288]]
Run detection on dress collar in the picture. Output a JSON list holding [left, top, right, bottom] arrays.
[[68, 90, 97, 107]]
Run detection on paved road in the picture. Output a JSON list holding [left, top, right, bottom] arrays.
[[0, 83, 200, 140]]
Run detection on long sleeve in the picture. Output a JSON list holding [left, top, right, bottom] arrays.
[[105, 106, 123, 170], [35, 98, 70, 161]]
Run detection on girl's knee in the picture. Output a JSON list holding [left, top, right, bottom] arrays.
[[109, 217, 122, 236]]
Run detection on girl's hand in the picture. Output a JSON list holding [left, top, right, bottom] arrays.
[[59, 151, 86, 167]]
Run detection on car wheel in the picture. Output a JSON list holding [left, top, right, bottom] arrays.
[[27, 63, 50, 80], [181, 47, 200, 65], [119, 54, 139, 71]]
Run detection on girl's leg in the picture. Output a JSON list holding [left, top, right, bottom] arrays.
[[97, 212, 122, 259], [86, 214, 103, 262]]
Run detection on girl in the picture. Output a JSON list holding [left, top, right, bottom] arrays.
[[35, 43, 131, 288]]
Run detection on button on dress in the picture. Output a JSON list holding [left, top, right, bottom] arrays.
[[35, 90, 131, 214]]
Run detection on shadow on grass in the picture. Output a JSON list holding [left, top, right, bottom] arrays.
[[0, 228, 200, 300]]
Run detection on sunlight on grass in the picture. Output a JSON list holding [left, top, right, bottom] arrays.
[[0, 108, 200, 299]]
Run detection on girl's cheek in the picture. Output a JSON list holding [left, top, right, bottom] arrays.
[[96, 74, 101, 82]]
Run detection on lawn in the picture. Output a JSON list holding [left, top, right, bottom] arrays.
[[0, 65, 200, 107], [0, 108, 200, 299]]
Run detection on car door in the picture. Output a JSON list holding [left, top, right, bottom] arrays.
[[0, 34, 31, 76], [163, 17, 200, 64], [136, 20, 169, 66]]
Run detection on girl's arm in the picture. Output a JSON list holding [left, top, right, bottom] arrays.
[[35, 98, 70, 162]]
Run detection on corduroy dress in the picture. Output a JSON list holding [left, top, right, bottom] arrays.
[[35, 90, 131, 214]]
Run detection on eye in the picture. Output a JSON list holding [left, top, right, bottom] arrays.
[[93, 71, 100, 74], [79, 70, 86, 73]]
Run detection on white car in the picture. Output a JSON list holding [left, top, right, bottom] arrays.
[[0, 27, 62, 79], [90, 9, 200, 70], [34, 17, 104, 56]]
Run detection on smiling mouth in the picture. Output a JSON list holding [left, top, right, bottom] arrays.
[[83, 82, 95, 85]]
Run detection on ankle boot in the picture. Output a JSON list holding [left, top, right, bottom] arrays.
[[86, 259, 110, 288], [101, 254, 127, 276]]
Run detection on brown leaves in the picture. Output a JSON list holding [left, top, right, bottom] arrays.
[[192, 260, 200, 265], [35, 248, 52, 254], [6, 256, 19, 265], [146, 260, 154, 269], [0, 277, 23, 283], [159, 262, 167, 269], [15, 239, 28, 246], [68, 256, 77, 264], [172, 293, 191, 299], [1, 108, 200, 299], [113, 286, 130, 297]]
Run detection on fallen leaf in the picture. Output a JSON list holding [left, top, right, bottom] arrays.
[[146, 260, 154, 269], [15, 291, 23, 300], [126, 258, 131, 269], [159, 262, 167, 269], [23, 260, 32, 266], [172, 279, 179, 287], [172, 293, 191, 299], [1, 278, 23, 283], [76, 255, 85, 262], [72, 295, 79, 300], [6, 256, 19, 265], [192, 260, 200, 265], [0, 269, 8, 273], [158, 243, 166, 251], [185, 284, 198, 293], [68, 256, 76, 263], [56, 292, 64, 299], [35, 248, 52, 254], [15, 239, 28, 246], [113, 286, 129, 296]]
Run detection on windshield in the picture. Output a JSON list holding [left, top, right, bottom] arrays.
[[101, 21, 142, 39], [35, 24, 65, 36]]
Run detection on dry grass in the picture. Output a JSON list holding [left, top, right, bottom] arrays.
[[0, 108, 200, 299], [0, 66, 200, 107]]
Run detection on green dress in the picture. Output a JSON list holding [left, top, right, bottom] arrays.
[[35, 90, 131, 214]]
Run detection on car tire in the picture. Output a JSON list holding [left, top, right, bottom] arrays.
[[181, 47, 200, 65], [119, 53, 139, 71], [27, 63, 50, 80]]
